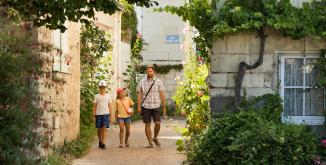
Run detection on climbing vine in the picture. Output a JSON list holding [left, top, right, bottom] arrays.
[[160, 0, 326, 104], [123, 32, 143, 120], [139, 64, 183, 74], [316, 49, 326, 87], [121, 0, 138, 43]]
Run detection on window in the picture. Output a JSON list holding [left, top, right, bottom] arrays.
[[280, 54, 325, 125], [53, 29, 69, 72]]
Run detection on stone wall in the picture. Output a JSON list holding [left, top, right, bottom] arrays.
[[137, 0, 185, 65], [121, 42, 131, 87], [155, 70, 184, 105], [209, 28, 325, 112], [36, 22, 81, 156]]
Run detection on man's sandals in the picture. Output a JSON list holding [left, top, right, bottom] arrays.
[[153, 138, 161, 147], [146, 138, 161, 148]]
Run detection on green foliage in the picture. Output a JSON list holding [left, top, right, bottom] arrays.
[[0, 13, 44, 164], [188, 111, 318, 164], [40, 154, 69, 165], [316, 49, 326, 87], [139, 64, 183, 74], [80, 24, 112, 126], [1, 0, 158, 32], [121, 0, 138, 43], [173, 55, 210, 135], [159, 0, 326, 62], [315, 136, 326, 164], [123, 32, 143, 121], [44, 24, 111, 163], [54, 124, 96, 158], [238, 94, 283, 122]]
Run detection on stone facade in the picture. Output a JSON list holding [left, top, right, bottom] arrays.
[[209, 28, 325, 113], [155, 70, 184, 105], [36, 22, 81, 156], [136, 0, 186, 65], [135, 0, 186, 108], [35, 11, 124, 156]]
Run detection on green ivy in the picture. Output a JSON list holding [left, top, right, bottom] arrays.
[[159, 0, 326, 62], [139, 64, 183, 74], [121, 0, 138, 43], [316, 49, 326, 87]]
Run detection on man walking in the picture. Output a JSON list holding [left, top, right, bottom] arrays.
[[137, 64, 166, 148]]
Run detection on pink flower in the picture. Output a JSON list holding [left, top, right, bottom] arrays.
[[137, 32, 142, 38], [182, 26, 189, 34], [321, 139, 326, 147], [313, 156, 321, 165], [179, 44, 184, 50]]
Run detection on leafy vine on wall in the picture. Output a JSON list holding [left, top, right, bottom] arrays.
[[159, 0, 326, 104], [138, 64, 183, 74]]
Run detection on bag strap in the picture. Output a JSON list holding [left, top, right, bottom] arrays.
[[119, 99, 130, 114], [142, 78, 156, 105]]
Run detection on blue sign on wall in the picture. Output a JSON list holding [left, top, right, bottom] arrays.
[[165, 35, 180, 44]]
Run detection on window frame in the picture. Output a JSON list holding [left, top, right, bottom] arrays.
[[279, 52, 325, 125]]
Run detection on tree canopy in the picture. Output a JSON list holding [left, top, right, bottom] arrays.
[[0, 0, 158, 32]]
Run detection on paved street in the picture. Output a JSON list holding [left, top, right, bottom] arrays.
[[73, 119, 186, 165]]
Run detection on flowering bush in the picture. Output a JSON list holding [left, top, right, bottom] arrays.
[[173, 57, 210, 136], [314, 137, 326, 165]]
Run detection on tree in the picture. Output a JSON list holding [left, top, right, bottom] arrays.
[[0, 0, 158, 32]]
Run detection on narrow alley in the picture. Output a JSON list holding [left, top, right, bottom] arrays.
[[73, 119, 186, 165]]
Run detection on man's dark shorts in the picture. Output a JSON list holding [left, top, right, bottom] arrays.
[[141, 107, 161, 123], [96, 114, 110, 128]]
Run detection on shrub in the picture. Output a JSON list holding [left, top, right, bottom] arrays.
[[173, 57, 210, 135], [0, 13, 44, 164], [238, 94, 284, 122], [188, 111, 318, 165]]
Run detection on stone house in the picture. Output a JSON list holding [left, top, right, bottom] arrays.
[[35, 10, 124, 156], [136, 0, 186, 104], [209, 29, 325, 132]]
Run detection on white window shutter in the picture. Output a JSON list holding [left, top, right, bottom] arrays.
[[53, 30, 61, 49], [53, 55, 61, 71], [52, 28, 70, 73]]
